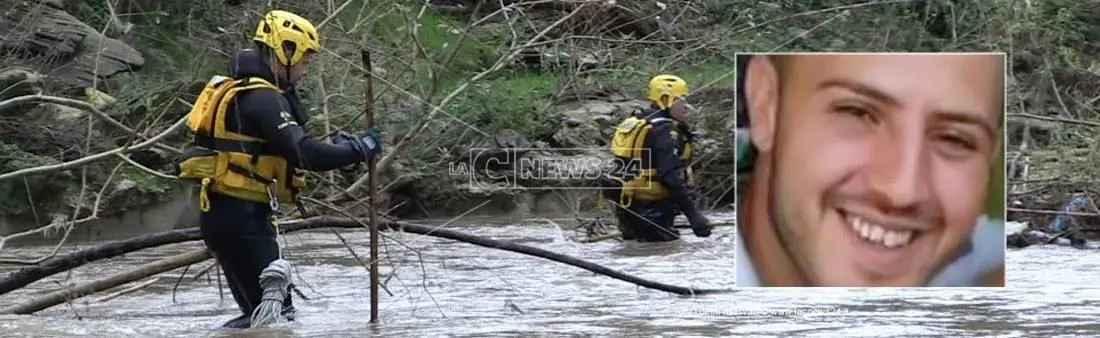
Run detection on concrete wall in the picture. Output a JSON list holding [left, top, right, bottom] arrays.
[[0, 189, 200, 246]]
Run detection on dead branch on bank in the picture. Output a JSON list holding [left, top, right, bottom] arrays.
[[0, 162, 127, 264], [571, 217, 736, 243], [1008, 227, 1098, 250], [0, 115, 186, 182], [95, 277, 160, 303], [0, 94, 180, 155]]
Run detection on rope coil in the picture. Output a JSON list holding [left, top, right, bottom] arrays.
[[250, 182, 294, 328], [249, 258, 292, 328]]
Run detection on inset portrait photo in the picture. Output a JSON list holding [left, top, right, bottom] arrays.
[[733, 52, 1007, 287]]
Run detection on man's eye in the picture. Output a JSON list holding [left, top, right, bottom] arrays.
[[935, 131, 980, 158], [941, 134, 976, 150], [833, 104, 878, 126]]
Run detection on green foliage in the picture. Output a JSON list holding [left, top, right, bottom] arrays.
[[368, 9, 499, 75], [103, 167, 179, 212], [986, 150, 1005, 220], [0, 143, 65, 215], [0, 140, 181, 216], [447, 71, 558, 135], [1026, 0, 1099, 68]]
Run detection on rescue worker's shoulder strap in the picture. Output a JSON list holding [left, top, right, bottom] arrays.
[[614, 115, 646, 131], [206, 75, 233, 87], [216, 76, 282, 132], [204, 75, 276, 91], [219, 77, 284, 125], [646, 117, 674, 125], [193, 76, 281, 154], [200, 75, 279, 107], [615, 115, 671, 130], [233, 76, 281, 93], [642, 117, 676, 136]]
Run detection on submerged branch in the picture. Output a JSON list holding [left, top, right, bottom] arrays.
[[1, 248, 211, 315]]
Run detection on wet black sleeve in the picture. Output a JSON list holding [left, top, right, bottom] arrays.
[[646, 122, 699, 216], [237, 89, 364, 171]]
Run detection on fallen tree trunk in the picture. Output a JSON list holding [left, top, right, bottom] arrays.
[[1008, 230, 1097, 249], [2, 216, 732, 302], [95, 277, 161, 303], [569, 216, 734, 243], [1, 248, 211, 315], [573, 221, 735, 243]]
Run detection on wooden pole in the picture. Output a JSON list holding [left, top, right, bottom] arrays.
[[359, 48, 380, 323]]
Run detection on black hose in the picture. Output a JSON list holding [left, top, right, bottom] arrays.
[[307, 216, 736, 296]]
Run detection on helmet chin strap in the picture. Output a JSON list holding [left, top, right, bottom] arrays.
[[280, 50, 296, 86], [271, 54, 292, 87], [283, 63, 292, 85]]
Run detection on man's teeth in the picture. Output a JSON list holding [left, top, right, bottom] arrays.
[[849, 216, 913, 248]]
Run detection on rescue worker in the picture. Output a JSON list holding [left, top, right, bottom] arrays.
[[173, 10, 383, 329], [598, 74, 711, 242]]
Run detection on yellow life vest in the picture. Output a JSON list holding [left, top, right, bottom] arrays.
[[174, 75, 307, 212], [599, 116, 694, 209]]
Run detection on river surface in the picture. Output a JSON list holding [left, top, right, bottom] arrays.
[[0, 212, 1093, 337]]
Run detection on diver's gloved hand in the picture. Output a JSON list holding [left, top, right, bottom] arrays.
[[333, 127, 383, 162], [687, 211, 711, 238]]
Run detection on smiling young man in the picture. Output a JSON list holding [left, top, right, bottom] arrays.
[[735, 53, 1006, 287]]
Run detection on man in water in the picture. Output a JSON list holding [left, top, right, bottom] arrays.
[[735, 53, 1005, 287], [598, 74, 712, 242], [176, 10, 383, 328]]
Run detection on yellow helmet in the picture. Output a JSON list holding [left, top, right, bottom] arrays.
[[253, 10, 321, 66], [647, 74, 689, 110]]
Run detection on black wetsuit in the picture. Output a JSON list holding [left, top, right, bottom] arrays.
[[198, 49, 365, 328], [612, 109, 701, 242]]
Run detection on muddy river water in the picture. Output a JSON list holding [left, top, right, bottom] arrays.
[[0, 212, 1093, 337]]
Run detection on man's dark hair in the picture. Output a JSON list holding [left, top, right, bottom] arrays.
[[736, 54, 791, 129], [253, 40, 301, 66], [254, 41, 276, 64], [735, 55, 752, 129]]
